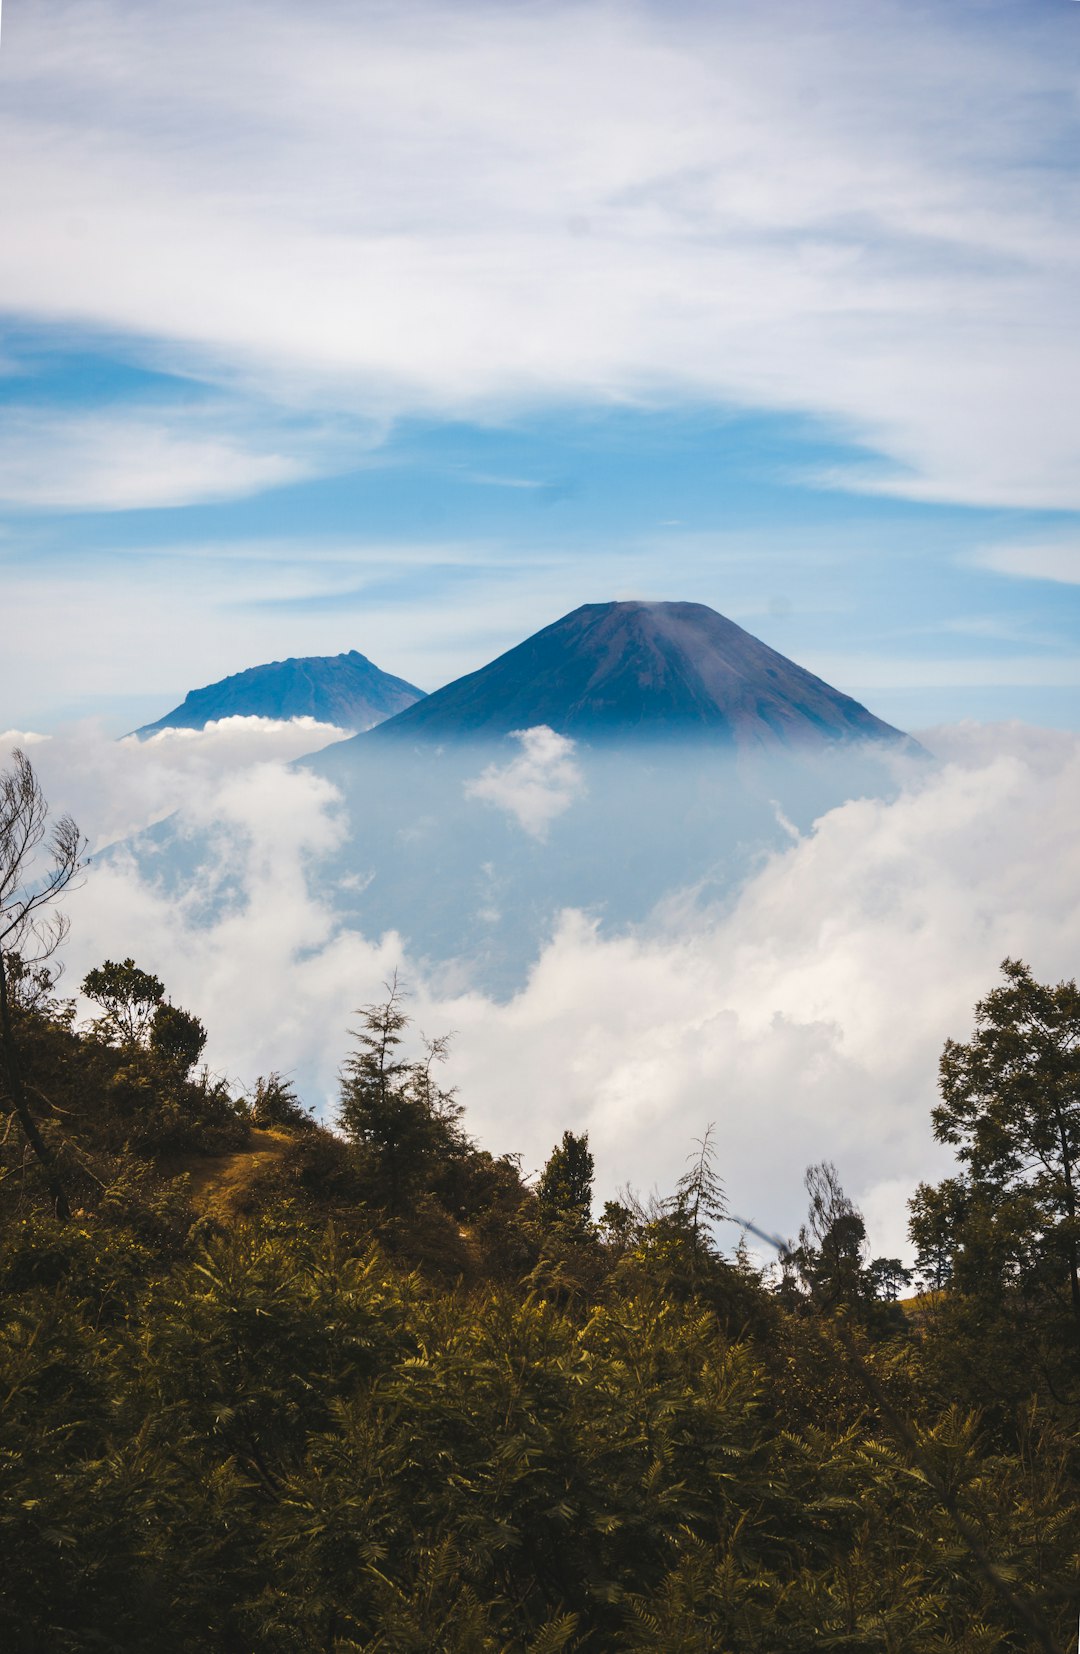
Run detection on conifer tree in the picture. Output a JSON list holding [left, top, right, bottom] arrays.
[[536, 1129, 594, 1231], [337, 977, 462, 1212]]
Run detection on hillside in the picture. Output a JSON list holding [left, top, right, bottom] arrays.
[[2, 959, 1078, 1650]]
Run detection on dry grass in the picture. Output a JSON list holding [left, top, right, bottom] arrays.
[[177, 1128, 293, 1219]]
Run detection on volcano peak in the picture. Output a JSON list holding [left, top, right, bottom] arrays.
[[358, 600, 907, 750]]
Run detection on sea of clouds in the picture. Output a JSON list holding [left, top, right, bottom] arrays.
[[4, 715, 1079, 1263]]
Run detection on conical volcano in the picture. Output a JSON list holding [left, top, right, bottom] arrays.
[[361, 600, 907, 749]]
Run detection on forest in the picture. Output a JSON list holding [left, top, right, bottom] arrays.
[[3, 750, 1080, 1652]]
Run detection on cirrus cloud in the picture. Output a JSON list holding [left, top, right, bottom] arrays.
[[2, 1, 1080, 509], [0, 409, 314, 511], [972, 541, 1080, 587]]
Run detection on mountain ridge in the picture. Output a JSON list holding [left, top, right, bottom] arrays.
[[133, 649, 424, 737]]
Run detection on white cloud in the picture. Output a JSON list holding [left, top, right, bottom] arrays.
[[2, 716, 350, 851], [130, 715, 349, 757], [972, 542, 1080, 587], [442, 724, 1080, 1254], [464, 726, 584, 839], [0, 409, 312, 510], [1, 1, 1079, 507], [11, 717, 1077, 1259], [0, 729, 51, 748]]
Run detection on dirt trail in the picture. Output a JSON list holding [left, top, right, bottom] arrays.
[[179, 1128, 291, 1218]]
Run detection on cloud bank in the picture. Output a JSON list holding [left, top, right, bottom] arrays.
[[0, 716, 350, 851], [10, 717, 1078, 1260], [3, 0, 1080, 508]]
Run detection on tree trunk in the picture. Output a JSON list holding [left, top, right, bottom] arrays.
[[0, 952, 71, 1221], [1053, 1107, 1080, 1331]]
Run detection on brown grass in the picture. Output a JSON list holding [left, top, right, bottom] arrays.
[[177, 1128, 293, 1219]]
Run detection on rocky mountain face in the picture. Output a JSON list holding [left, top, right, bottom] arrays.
[[133, 650, 424, 736], [348, 600, 907, 750]]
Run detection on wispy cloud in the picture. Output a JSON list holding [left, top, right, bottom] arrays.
[[2, 1, 1079, 508], [0, 408, 312, 510], [464, 473, 547, 491], [972, 541, 1080, 586]]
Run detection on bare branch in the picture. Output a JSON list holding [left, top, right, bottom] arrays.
[[0, 752, 85, 959], [0, 749, 85, 1221]]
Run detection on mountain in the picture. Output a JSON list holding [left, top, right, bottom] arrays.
[[347, 600, 907, 750], [133, 650, 424, 737], [117, 604, 919, 997]]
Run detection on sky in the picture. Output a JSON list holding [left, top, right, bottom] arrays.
[[3, 0, 1080, 1254], [2, 0, 1080, 733]]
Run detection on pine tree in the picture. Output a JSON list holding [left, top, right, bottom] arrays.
[[337, 977, 462, 1213], [536, 1129, 594, 1231]]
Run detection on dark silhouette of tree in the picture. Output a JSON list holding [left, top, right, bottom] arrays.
[[793, 1159, 868, 1309], [668, 1122, 726, 1254], [149, 1002, 207, 1074], [932, 958, 1080, 1328], [0, 749, 84, 1219], [337, 976, 463, 1213], [865, 1256, 913, 1302], [248, 1071, 313, 1129], [536, 1129, 594, 1231], [908, 1175, 968, 1292], [82, 957, 164, 1048]]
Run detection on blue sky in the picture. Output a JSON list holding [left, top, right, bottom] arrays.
[[2, 0, 1080, 733]]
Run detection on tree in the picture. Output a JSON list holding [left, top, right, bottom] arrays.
[[536, 1130, 594, 1231], [786, 1161, 908, 1316], [82, 958, 164, 1048], [908, 1176, 968, 1293], [248, 1071, 313, 1130], [149, 1002, 207, 1074], [0, 749, 84, 1219], [667, 1123, 726, 1256], [793, 1160, 868, 1309], [931, 958, 1080, 1328], [337, 977, 463, 1213], [866, 1256, 913, 1302]]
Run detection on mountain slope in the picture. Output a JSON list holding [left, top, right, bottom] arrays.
[[351, 601, 906, 750], [134, 650, 424, 736]]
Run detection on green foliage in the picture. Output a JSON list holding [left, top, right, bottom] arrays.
[[149, 1000, 207, 1073], [2, 951, 72, 1022], [337, 979, 469, 1217], [82, 955, 165, 1046], [929, 958, 1080, 1326], [4, 954, 1080, 1649], [668, 1124, 726, 1252], [537, 1129, 594, 1231], [247, 1070, 313, 1130]]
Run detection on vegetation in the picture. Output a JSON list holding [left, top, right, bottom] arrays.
[[3, 754, 1080, 1650]]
